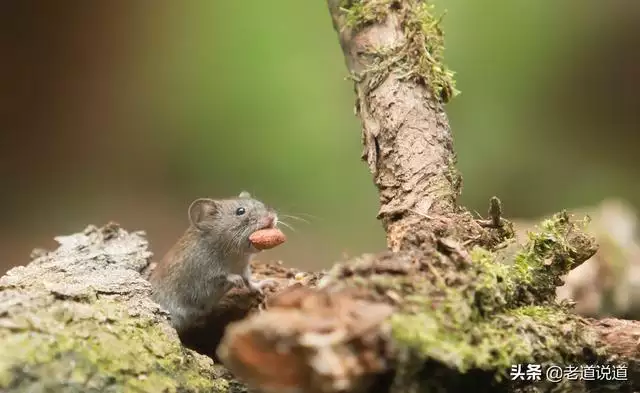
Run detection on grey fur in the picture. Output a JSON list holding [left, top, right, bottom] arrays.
[[149, 195, 277, 333]]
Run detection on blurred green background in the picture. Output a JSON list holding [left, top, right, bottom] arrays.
[[1, 1, 639, 273]]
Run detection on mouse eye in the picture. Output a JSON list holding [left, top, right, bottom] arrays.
[[235, 207, 246, 216]]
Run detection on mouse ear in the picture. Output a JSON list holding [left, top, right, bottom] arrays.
[[188, 198, 218, 231], [238, 191, 251, 199]]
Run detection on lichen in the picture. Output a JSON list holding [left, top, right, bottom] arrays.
[[339, 0, 459, 102], [0, 297, 225, 393]]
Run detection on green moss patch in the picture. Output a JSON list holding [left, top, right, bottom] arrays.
[[0, 298, 223, 393], [340, 0, 459, 102], [329, 212, 608, 391]]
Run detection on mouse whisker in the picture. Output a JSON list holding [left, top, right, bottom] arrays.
[[222, 229, 246, 256], [280, 214, 310, 224], [278, 220, 295, 232], [285, 212, 322, 221]]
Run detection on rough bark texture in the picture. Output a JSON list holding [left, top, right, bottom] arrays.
[[0, 223, 233, 392], [336, 2, 458, 224], [1, 1, 640, 393], [327, 0, 488, 253]]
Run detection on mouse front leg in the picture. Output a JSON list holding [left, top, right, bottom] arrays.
[[225, 273, 246, 292], [242, 264, 277, 294]]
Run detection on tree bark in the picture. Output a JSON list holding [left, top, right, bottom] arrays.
[[326, 0, 492, 254]]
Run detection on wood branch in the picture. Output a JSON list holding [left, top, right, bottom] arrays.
[[327, 0, 489, 252]]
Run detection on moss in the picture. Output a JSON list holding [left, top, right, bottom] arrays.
[[337, 212, 595, 318], [393, 214, 601, 390], [331, 212, 606, 391], [391, 304, 583, 372], [388, 297, 603, 393], [339, 0, 459, 102], [386, 262, 593, 377], [465, 212, 597, 313], [387, 284, 600, 390], [341, 0, 389, 27], [0, 298, 225, 393], [510, 212, 596, 303], [407, 2, 460, 102]]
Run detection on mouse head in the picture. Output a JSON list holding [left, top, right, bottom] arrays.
[[187, 191, 277, 253]]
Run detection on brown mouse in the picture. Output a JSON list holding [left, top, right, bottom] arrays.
[[149, 191, 280, 333]]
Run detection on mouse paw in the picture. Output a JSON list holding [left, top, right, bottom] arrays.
[[248, 278, 278, 294], [226, 274, 246, 289]]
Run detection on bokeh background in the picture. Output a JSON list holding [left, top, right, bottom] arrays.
[[1, 1, 639, 276]]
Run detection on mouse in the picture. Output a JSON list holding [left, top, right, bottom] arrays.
[[148, 191, 281, 333]]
